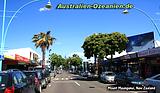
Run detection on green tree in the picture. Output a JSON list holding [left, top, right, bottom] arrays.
[[50, 53, 65, 68], [82, 33, 106, 72], [32, 31, 56, 68], [66, 54, 83, 71], [71, 54, 82, 66], [105, 32, 128, 62], [82, 32, 128, 73]]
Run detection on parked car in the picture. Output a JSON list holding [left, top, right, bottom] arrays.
[[23, 71, 42, 93], [34, 67, 51, 85], [45, 68, 51, 83], [87, 73, 98, 80], [81, 71, 90, 77], [34, 69, 48, 89], [100, 71, 115, 83], [115, 72, 144, 86], [144, 74, 160, 93], [0, 69, 34, 93]]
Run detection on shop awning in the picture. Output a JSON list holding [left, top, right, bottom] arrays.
[[15, 54, 30, 64], [4, 55, 15, 60]]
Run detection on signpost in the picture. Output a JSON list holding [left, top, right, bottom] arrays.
[[0, 55, 4, 60]]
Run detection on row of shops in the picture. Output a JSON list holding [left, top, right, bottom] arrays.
[[0, 48, 40, 70], [101, 47, 160, 79]]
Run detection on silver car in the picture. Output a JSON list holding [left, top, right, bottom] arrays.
[[144, 74, 160, 93], [100, 72, 115, 83]]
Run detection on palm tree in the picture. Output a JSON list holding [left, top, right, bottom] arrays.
[[32, 31, 55, 68]]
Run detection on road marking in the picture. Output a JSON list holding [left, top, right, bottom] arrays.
[[62, 78, 64, 80], [74, 81, 80, 86], [66, 78, 68, 80], [48, 84, 51, 87]]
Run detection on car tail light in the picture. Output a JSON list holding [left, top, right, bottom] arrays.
[[4, 86, 15, 93]]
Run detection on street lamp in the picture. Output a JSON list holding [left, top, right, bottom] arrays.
[[45, 1, 52, 9], [0, 0, 53, 71], [122, 7, 160, 37]]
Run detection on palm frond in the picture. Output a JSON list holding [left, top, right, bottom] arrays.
[[47, 31, 51, 35]]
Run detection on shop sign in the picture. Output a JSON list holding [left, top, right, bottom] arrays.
[[15, 54, 29, 63], [0, 55, 4, 60], [149, 47, 160, 55], [138, 50, 149, 57]]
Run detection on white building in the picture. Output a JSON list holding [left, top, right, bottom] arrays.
[[4, 48, 40, 64]]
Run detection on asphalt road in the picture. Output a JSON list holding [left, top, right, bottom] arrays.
[[42, 71, 147, 93]]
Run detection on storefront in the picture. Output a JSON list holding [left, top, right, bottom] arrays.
[[3, 54, 29, 70], [3, 48, 40, 70], [138, 47, 160, 78]]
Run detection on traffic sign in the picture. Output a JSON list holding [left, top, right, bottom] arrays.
[[0, 55, 4, 60]]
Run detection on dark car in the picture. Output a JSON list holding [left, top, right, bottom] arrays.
[[0, 69, 34, 93], [23, 71, 42, 93], [81, 71, 90, 77], [115, 72, 144, 86], [34, 67, 51, 84]]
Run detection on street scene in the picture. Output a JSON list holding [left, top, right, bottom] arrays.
[[42, 71, 149, 93], [0, 0, 160, 93]]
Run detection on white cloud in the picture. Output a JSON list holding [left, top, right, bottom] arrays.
[[39, 7, 51, 12]]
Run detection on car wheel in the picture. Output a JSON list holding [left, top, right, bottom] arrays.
[[35, 85, 42, 93], [43, 80, 47, 89], [48, 79, 51, 83], [38, 85, 42, 93]]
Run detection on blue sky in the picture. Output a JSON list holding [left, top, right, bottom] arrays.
[[0, 0, 160, 60]]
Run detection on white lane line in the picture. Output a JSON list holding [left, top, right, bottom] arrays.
[[62, 78, 64, 80], [48, 84, 51, 87], [57, 78, 59, 80], [74, 81, 80, 86], [66, 78, 68, 80]]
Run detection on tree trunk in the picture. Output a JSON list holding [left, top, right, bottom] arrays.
[[94, 55, 97, 74], [110, 54, 113, 71], [41, 46, 46, 68], [97, 58, 101, 78], [111, 54, 113, 63]]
